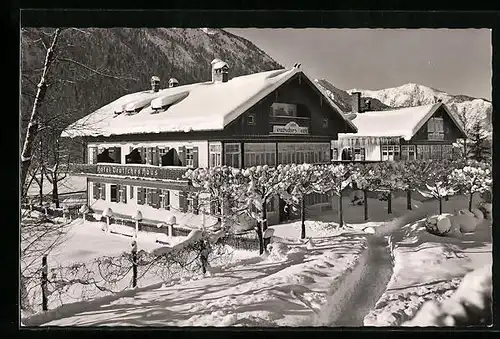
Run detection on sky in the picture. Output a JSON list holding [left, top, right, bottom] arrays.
[[226, 29, 492, 100]]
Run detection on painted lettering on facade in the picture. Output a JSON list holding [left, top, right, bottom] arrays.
[[97, 165, 160, 178], [272, 121, 309, 135]]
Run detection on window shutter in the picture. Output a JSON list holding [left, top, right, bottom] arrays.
[[122, 185, 127, 203], [129, 185, 134, 199], [139, 147, 146, 164], [152, 146, 159, 166], [361, 148, 366, 161], [116, 184, 121, 203], [179, 191, 187, 213], [90, 147, 98, 164], [193, 146, 199, 168], [93, 183, 99, 199], [178, 146, 186, 166], [155, 188, 162, 209], [165, 190, 170, 210], [101, 184, 106, 201], [114, 147, 122, 164], [137, 187, 144, 205]]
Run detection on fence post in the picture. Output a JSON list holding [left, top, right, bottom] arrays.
[[41, 255, 48, 311], [131, 241, 137, 288]]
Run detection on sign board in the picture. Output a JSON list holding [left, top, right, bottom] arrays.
[[272, 121, 309, 135], [97, 164, 160, 178]]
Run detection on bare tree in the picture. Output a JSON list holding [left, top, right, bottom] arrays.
[[21, 28, 63, 200]]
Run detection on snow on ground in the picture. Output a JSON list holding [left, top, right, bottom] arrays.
[[364, 196, 492, 326], [23, 219, 368, 327]]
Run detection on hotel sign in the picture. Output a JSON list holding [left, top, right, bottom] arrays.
[[272, 121, 309, 135], [97, 164, 160, 178]]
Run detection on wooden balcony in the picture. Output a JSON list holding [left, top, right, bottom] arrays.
[[69, 163, 189, 181]]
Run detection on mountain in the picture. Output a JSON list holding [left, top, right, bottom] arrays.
[[347, 83, 492, 131], [314, 79, 392, 113], [20, 28, 283, 138]]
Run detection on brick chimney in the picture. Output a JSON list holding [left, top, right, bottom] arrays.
[[351, 92, 361, 113], [168, 78, 179, 88], [151, 76, 160, 92], [212, 59, 229, 83]]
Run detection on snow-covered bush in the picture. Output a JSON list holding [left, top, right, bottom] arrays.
[[424, 214, 452, 236], [403, 264, 492, 326], [418, 160, 458, 214], [450, 161, 492, 212]]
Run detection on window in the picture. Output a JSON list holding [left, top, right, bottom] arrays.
[[244, 143, 276, 167], [331, 148, 338, 161], [353, 147, 366, 161], [431, 145, 442, 160], [247, 114, 255, 125], [160, 190, 170, 210], [382, 145, 399, 161], [129, 186, 134, 199], [428, 117, 444, 140], [185, 147, 194, 168], [225, 143, 241, 168], [187, 193, 199, 214], [117, 184, 127, 203], [417, 145, 431, 160], [110, 184, 118, 202], [270, 103, 297, 117], [209, 143, 222, 167], [401, 145, 416, 160], [442, 145, 453, 160], [322, 118, 328, 128], [100, 184, 106, 200]]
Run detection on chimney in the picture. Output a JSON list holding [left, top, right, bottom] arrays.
[[151, 76, 160, 92], [168, 78, 179, 88], [212, 59, 229, 83], [351, 92, 361, 113], [211, 58, 222, 82], [364, 99, 371, 112]]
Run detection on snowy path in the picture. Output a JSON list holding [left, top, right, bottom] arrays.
[[29, 233, 368, 327], [314, 235, 393, 326]]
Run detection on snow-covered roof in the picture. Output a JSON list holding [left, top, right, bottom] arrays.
[[338, 102, 466, 141], [62, 67, 357, 138]]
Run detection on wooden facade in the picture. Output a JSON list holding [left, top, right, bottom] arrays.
[[74, 71, 352, 226]]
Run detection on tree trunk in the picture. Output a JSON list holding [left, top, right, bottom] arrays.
[[255, 223, 264, 255], [262, 198, 268, 233], [52, 177, 60, 208], [338, 191, 343, 227], [387, 191, 392, 214], [469, 192, 473, 212], [39, 168, 44, 206], [20, 28, 62, 199], [439, 197, 443, 215], [363, 189, 368, 221], [406, 189, 412, 210], [300, 196, 306, 239]]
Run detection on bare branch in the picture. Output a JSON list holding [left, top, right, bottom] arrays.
[[57, 57, 139, 82]]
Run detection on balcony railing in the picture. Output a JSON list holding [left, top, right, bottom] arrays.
[[69, 163, 189, 181]]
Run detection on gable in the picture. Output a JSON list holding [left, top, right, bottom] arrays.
[[411, 104, 466, 142], [223, 72, 355, 138]]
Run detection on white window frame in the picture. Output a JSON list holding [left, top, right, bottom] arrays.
[[428, 117, 444, 140]]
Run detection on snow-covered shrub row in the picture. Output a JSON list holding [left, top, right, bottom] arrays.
[[402, 265, 492, 326]]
